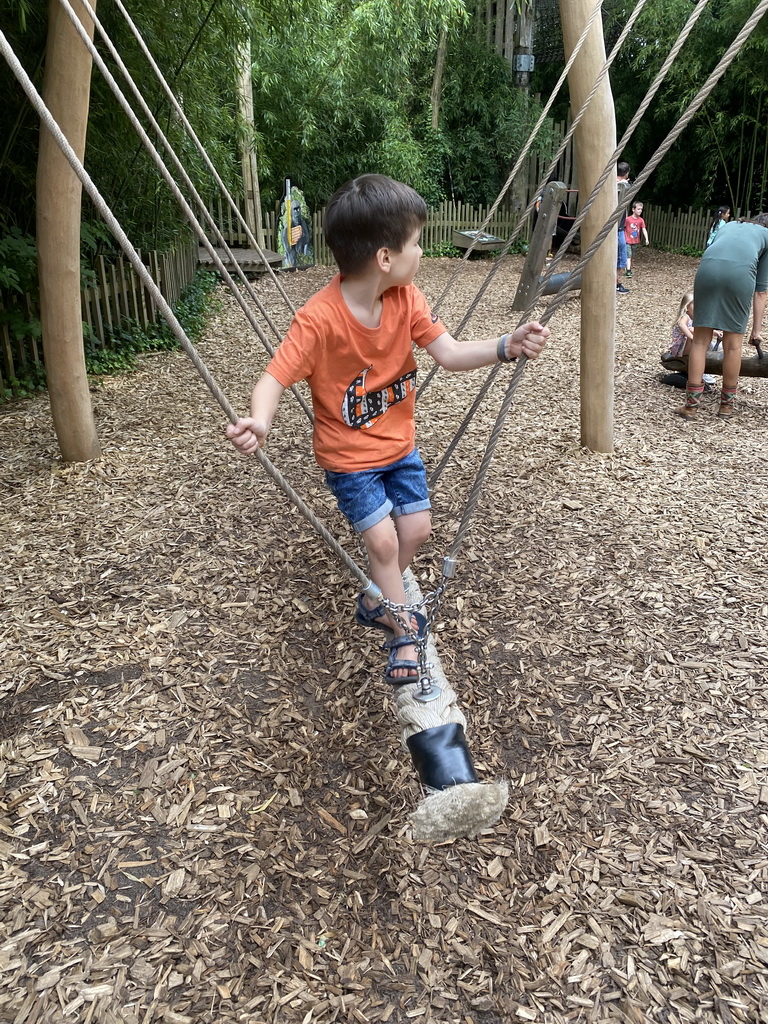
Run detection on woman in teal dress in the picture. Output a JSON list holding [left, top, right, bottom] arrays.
[[677, 214, 768, 420]]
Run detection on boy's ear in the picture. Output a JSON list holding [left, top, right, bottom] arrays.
[[376, 246, 392, 273]]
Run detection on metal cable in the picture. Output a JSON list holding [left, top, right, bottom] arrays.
[[59, 0, 314, 424], [112, 0, 297, 317], [0, 31, 374, 598]]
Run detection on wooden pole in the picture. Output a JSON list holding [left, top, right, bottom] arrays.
[[558, 0, 616, 452], [236, 38, 265, 249], [37, 0, 101, 461]]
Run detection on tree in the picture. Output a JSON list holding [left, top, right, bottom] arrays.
[[535, 0, 768, 212], [36, 0, 101, 461]]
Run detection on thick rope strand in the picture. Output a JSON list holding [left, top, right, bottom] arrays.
[[56, 0, 314, 425], [0, 31, 373, 598], [112, 0, 297, 317]]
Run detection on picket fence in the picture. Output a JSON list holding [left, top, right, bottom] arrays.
[[215, 195, 734, 265], [1, 190, 747, 402], [0, 241, 198, 399]]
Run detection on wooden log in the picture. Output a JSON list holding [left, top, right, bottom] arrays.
[[559, 0, 616, 454], [661, 348, 768, 377]]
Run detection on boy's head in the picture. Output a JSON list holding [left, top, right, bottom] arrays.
[[617, 161, 630, 180], [324, 174, 427, 275], [632, 201, 643, 215]]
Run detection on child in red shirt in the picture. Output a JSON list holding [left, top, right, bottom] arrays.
[[623, 201, 649, 277], [227, 175, 549, 683]]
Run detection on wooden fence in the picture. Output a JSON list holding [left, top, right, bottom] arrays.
[[0, 241, 198, 400], [2, 189, 747, 401]]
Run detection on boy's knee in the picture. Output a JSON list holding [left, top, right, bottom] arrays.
[[398, 512, 432, 548], [363, 523, 400, 563], [414, 517, 432, 546]]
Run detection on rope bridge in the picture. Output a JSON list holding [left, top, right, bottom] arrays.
[[2, 0, 765, 840]]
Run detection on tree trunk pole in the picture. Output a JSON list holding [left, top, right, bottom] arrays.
[[430, 27, 448, 132], [558, 0, 616, 452], [236, 39, 265, 248], [37, 0, 101, 462]]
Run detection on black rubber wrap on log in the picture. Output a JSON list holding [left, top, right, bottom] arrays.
[[406, 723, 479, 790]]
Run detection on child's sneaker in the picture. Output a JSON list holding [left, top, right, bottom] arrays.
[[616, 283, 630, 293], [625, 270, 633, 278]]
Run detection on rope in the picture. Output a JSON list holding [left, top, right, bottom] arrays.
[[112, 0, 297, 317], [57, 0, 314, 426], [0, 30, 375, 601], [432, 0, 768, 569], [417, 0, 650, 401], [539, 0, 768, 330]]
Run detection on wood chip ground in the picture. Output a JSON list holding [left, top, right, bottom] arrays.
[[2, 251, 768, 1024]]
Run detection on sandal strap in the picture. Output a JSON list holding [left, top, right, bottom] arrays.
[[356, 593, 389, 625], [384, 643, 420, 684]]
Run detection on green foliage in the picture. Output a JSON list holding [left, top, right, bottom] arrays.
[[0, 226, 37, 294], [248, 0, 468, 207], [441, 33, 554, 204], [87, 268, 220, 379], [422, 241, 463, 258], [599, 0, 768, 212], [1, 361, 46, 403], [1, 268, 219, 403], [90, 269, 220, 380], [655, 243, 703, 259]]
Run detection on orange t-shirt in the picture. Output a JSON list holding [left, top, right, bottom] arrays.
[[267, 275, 446, 472]]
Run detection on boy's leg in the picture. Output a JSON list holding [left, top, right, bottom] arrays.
[[359, 518, 421, 680], [394, 509, 432, 574]]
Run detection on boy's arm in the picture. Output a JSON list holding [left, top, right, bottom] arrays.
[[425, 321, 549, 372], [642, 222, 650, 245], [226, 371, 286, 453]]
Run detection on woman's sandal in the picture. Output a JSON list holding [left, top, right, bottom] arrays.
[[383, 635, 421, 685]]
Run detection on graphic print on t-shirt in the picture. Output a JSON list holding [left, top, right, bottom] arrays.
[[342, 366, 417, 430]]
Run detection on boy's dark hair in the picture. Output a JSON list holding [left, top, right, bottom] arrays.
[[324, 174, 427, 274], [617, 161, 630, 178]]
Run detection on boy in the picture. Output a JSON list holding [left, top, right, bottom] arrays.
[[227, 175, 549, 683], [623, 200, 649, 277]]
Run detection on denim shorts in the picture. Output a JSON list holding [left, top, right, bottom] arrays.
[[325, 448, 431, 533], [617, 231, 628, 269]]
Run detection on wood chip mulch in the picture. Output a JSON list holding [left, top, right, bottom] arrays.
[[2, 250, 768, 1024]]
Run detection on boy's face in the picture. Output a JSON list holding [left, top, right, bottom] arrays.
[[633, 203, 643, 215], [387, 226, 423, 286]]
